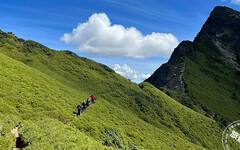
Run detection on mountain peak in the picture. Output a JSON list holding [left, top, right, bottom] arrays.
[[146, 6, 240, 128], [213, 6, 235, 12], [195, 6, 240, 43], [147, 6, 240, 92], [194, 6, 240, 69]]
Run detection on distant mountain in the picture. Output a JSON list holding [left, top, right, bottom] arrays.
[[146, 6, 240, 126], [0, 29, 224, 149]]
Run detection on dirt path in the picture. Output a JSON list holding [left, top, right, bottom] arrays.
[[11, 126, 22, 150], [11, 126, 19, 138], [11, 126, 28, 150]]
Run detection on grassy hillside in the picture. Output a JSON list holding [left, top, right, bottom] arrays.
[[0, 30, 224, 149], [183, 41, 240, 125], [0, 52, 108, 149]]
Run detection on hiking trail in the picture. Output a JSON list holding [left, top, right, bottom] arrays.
[[11, 126, 28, 150]]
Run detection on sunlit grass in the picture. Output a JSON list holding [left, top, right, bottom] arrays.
[[0, 30, 225, 149]]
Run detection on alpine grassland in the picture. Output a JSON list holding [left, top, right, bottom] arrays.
[[0, 30, 224, 149], [183, 41, 240, 125]]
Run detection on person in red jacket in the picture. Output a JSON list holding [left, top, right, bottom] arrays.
[[91, 94, 96, 104]]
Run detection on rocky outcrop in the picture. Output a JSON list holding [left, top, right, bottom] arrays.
[[214, 41, 240, 71], [145, 41, 194, 92]]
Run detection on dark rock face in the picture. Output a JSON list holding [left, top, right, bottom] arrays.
[[146, 6, 240, 92], [146, 41, 194, 92], [214, 41, 240, 70], [195, 6, 240, 70], [168, 41, 195, 64]]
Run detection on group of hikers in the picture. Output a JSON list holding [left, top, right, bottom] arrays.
[[76, 94, 96, 116]]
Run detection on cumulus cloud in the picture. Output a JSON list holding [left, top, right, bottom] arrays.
[[113, 64, 151, 82], [61, 13, 179, 58], [231, 0, 240, 4]]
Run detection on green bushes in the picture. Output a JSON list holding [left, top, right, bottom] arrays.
[[18, 117, 108, 150], [0, 114, 20, 149], [103, 129, 125, 149]]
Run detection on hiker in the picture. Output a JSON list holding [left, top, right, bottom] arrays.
[[86, 98, 90, 107], [76, 104, 82, 116], [91, 94, 96, 104], [82, 101, 87, 110]]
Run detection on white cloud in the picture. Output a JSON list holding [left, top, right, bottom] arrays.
[[113, 64, 151, 82], [141, 73, 151, 79], [231, 0, 240, 5], [61, 13, 179, 58]]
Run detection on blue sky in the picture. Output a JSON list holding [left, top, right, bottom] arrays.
[[1, 0, 240, 83]]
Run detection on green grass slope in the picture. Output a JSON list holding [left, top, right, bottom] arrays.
[[183, 41, 240, 125], [0, 51, 206, 149], [0, 53, 108, 149], [0, 30, 224, 149]]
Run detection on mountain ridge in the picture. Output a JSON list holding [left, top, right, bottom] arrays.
[[146, 6, 240, 126]]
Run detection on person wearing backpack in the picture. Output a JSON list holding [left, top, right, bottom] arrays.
[[82, 101, 87, 110], [76, 104, 82, 116], [86, 98, 90, 107]]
